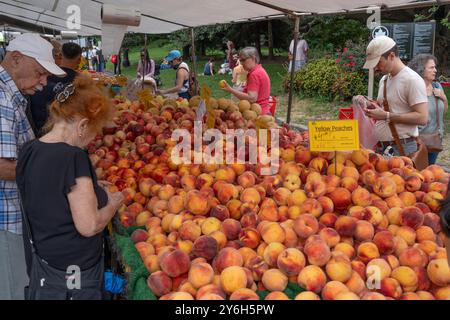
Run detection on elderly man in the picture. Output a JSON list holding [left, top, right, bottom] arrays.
[[363, 36, 428, 157], [0, 33, 65, 299]]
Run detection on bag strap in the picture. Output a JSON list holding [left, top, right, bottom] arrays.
[[17, 189, 36, 254], [383, 77, 406, 156], [433, 84, 441, 133]]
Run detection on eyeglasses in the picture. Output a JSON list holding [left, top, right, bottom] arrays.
[[55, 83, 75, 103]]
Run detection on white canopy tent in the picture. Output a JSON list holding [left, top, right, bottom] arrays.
[[2, 0, 448, 121], [2, 0, 448, 35]]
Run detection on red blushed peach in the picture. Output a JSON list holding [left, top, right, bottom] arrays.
[[282, 226, 299, 248], [283, 173, 302, 191], [391, 266, 418, 291], [221, 218, 242, 241], [159, 249, 191, 277], [386, 207, 402, 225], [427, 164, 446, 180], [396, 226, 417, 246], [373, 230, 395, 255], [427, 258, 450, 286], [147, 271, 172, 297], [240, 212, 259, 229], [265, 291, 290, 300], [295, 291, 321, 300], [345, 271, 366, 295], [373, 176, 397, 198], [393, 236, 409, 257], [390, 174, 406, 194], [215, 166, 236, 183], [258, 198, 279, 222], [238, 227, 261, 249], [363, 206, 384, 226], [213, 247, 244, 273], [423, 212, 441, 233], [415, 226, 435, 242], [360, 292, 386, 300], [367, 258, 392, 280], [277, 248, 306, 277], [379, 277, 403, 299], [188, 262, 215, 289], [135, 242, 155, 260], [357, 242, 380, 264], [317, 196, 334, 214], [273, 187, 291, 206], [192, 235, 219, 260], [371, 199, 389, 215], [262, 269, 288, 292], [374, 157, 389, 172], [388, 157, 405, 170], [237, 171, 257, 189], [354, 220, 375, 242], [246, 255, 269, 282], [220, 266, 248, 295], [348, 206, 365, 220], [334, 291, 360, 300], [319, 213, 338, 228], [326, 254, 353, 282], [399, 191, 416, 206], [240, 187, 261, 206], [196, 284, 226, 300], [295, 147, 312, 166], [413, 267, 431, 291], [361, 169, 378, 186], [341, 166, 360, 181], [201, 217, 222, 235], [308, 157, 329, 175], [229, 288, 259, 300], [304, 179, 326, 198], [297, 265, 327, 294], [293, 214, 319, 239], [261, 222, 286, 244], [405, 175, 422, 192], [263, 242, 286, 267], [335, 216, 357, 237], [179, 221, 202, 242], [322, 175, 340, 194], [435, 286, 450, 300], [421, 168, 436, 183], [321, 281, 349, 300], [428, 181, 447, 197], [385, 195, 404, 209], [331, 243, 355, 261], [340, 177, 359, 193], [208, 231, 227, 250], [300, 198, 323, 218], [217, 183, 239, 205], [399, 206, 424, 229], [279, 161, 302, 178], [131, 229, 149, 244], [328, 187, 352, 212], [319, 227, 341, 248], [185, 190, 210, 215], [350, 260, 366, 279], [416, 240, 438, 257], [351, 149, 369, 166], [423, 191, 444, 213], [351, 187, 372, 207], [287, 189, 307, 207], [304, 237, 331, 267]]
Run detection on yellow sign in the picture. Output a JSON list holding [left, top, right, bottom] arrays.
[[308, 120, 359, 151]]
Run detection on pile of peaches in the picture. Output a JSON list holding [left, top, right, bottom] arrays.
[[88, 96, 450, 300]]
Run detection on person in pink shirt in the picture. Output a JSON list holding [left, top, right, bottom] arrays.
[[221, 47, 271, 114]]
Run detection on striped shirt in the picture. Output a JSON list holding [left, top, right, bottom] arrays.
[[0, 66, 35, 234]]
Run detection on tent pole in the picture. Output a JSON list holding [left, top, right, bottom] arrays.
[[143, 33, 147, 89], [190, 27, 198, 96], [287, 15, 299, 124]]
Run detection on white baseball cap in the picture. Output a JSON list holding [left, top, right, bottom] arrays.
[[6, 33, 66, 76], [363, 36, 397, 69]]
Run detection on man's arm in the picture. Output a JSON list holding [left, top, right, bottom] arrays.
[[365, 102, 428, 126], [0, 158, 16, 180], [160, 68, 187, 95]]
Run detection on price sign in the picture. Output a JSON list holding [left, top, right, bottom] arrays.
[[308, 120, 359, 151]]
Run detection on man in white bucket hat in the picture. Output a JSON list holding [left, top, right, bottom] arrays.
[[0, 33, 65, 299], [362, 36, 428, 157]]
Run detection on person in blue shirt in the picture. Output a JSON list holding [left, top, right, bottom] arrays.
[[203, 58, 215, 76], [158, 50, 191, 99]]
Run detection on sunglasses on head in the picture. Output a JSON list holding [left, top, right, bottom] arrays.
[[55, 83, 75, 103]]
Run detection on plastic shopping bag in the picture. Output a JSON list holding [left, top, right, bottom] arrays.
[[352, 95, 378, 150]]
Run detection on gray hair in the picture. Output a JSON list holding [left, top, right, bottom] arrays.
[[408, 54, 437, 78], [239, 47, 260, 64]]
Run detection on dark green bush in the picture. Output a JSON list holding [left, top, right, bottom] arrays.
[[283, 58, 367, 101]]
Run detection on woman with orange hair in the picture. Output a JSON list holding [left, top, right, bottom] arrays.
[[16, 75, 123, 300]]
